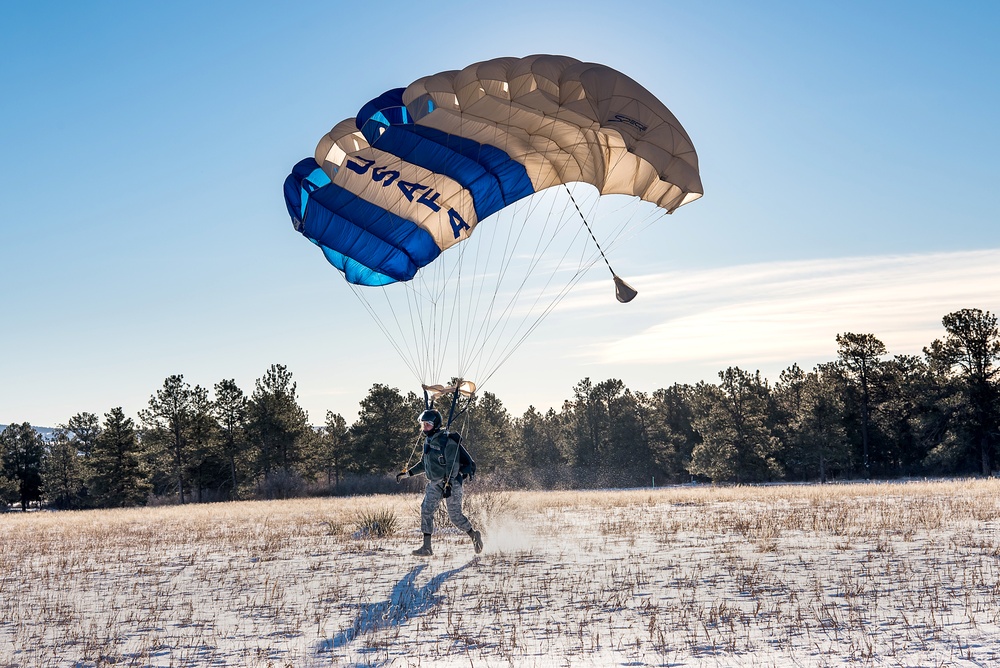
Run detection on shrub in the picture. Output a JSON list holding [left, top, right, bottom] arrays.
[[354, 508, 399, 538], [255, 469, 306, 500]]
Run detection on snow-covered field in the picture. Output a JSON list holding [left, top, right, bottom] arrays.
[[2, 479, 999, 667]]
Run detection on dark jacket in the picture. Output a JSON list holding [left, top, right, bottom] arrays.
[[406, 430, 459, 485]]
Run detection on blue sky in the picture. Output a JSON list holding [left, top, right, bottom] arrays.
[[2, 1, 998, 427]]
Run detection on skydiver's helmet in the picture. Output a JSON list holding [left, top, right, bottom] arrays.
[[419, 409, 442, 434]]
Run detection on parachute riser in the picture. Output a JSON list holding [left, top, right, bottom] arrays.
[[447, 390, 474, 430], [447, 384, 461, 430]]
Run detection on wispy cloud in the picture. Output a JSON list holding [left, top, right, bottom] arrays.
[[564, 249, 1000, 370]]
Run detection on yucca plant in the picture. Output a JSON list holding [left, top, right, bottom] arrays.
[[354, 508, 399, 538]]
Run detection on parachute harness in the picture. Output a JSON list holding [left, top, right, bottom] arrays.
[[401, 380, 476, 474]]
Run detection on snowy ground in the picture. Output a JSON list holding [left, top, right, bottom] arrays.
[[2, 479, 999, 667]]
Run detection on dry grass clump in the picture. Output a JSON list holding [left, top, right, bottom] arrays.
[[2, 480, 999, 667], [353, 507, 399, 538]]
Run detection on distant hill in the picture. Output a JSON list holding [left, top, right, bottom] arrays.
[[0, 425, 57, 441]]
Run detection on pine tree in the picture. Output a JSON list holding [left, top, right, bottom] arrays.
[[185, 384, 223, 503], [642, 384, 699, 483], [140, 375, 196, 503], [63, 412, 101, 502], [89, 408, 150, 507], [212, 378, 248, 499], [876, 355, 935, 475], [65, 412, 101, 458], [689, 368, 781, 483], [459, 392, 512, 471], [350, 384, 420, 474], [246, 364, 309, 484], [318, 411, 350, 489], [513, 406, 566, 471], [836, 332, 887, 479], [42, 428, 86, 509], [774, 364, 849, 482], [924, 308, 1000, 475], [0, 423, 44, 510]]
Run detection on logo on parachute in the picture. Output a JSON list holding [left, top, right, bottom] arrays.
[[345, 157, 471, 240], [608, 114, 648, 133]]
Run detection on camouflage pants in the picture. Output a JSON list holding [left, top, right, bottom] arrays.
[[420, 480, 472, 535]]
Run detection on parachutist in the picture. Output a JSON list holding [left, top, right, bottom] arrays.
[[398, 409, 483, 556]]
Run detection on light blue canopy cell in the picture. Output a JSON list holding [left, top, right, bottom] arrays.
[[283, 55, 703, 288]]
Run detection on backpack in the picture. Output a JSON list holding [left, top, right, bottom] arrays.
[[448, 431, 477, 481]]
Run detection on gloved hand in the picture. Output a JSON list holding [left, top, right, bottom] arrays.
[[443, 481, 452, 498], [396, 471, 407, 484]]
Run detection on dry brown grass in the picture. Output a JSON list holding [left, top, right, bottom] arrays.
[[2, 479, 999, 667]]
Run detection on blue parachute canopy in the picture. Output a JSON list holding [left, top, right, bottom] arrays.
[[283, 55, 702, 287]]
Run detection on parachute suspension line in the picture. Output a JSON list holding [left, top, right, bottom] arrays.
[[428, 191, 483, 384], [455, 407, 472, 447], [360, 275, 436, 384], [356, 260, 453, 385], [473, 181, 640, 388], [351, 246, 468, 389], [464, 189, 575, 385], [407, 210, 466, 385], [472, 188, 597, 389], [441, 223, 469, 381], [466, 191, 552, 380], [563, 183, 638, 304], [402, 99, 641, 391], [449, 107, 509, 385], [394, 281, 427, 379], [421, 261, 442, 384], [475, 183, 606, 387], [444, 106, 520, 386], [457, 104, 538, 387], [594, 194, 670, 258], [463, 113, 504, 382], [454, 98, 585, 386], [348, 283, 422, 381], [476, 247, 599, 389], [426, 256, 448, 383]]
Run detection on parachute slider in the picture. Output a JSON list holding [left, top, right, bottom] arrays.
[[422, 379, 477, 400]]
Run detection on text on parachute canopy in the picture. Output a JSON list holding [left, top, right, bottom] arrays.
[[346, 157, 472, 239]]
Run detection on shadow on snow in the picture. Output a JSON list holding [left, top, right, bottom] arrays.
[[317, 559, 476, 654]]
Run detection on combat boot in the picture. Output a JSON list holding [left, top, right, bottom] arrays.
[[412, 533, 433, 556], [468, 528, 483, 554]]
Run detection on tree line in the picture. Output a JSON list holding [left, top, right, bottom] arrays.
[[1, 308, 998, 511]]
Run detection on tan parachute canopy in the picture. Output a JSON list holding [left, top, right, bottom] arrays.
[[288, 54, 703, 394]]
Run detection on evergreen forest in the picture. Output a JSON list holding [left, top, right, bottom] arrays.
[[2, 308, 998, 511]]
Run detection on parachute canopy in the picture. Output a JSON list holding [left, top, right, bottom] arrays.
[[284, 54, 702, 288], [283, 55, 702, 392]]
